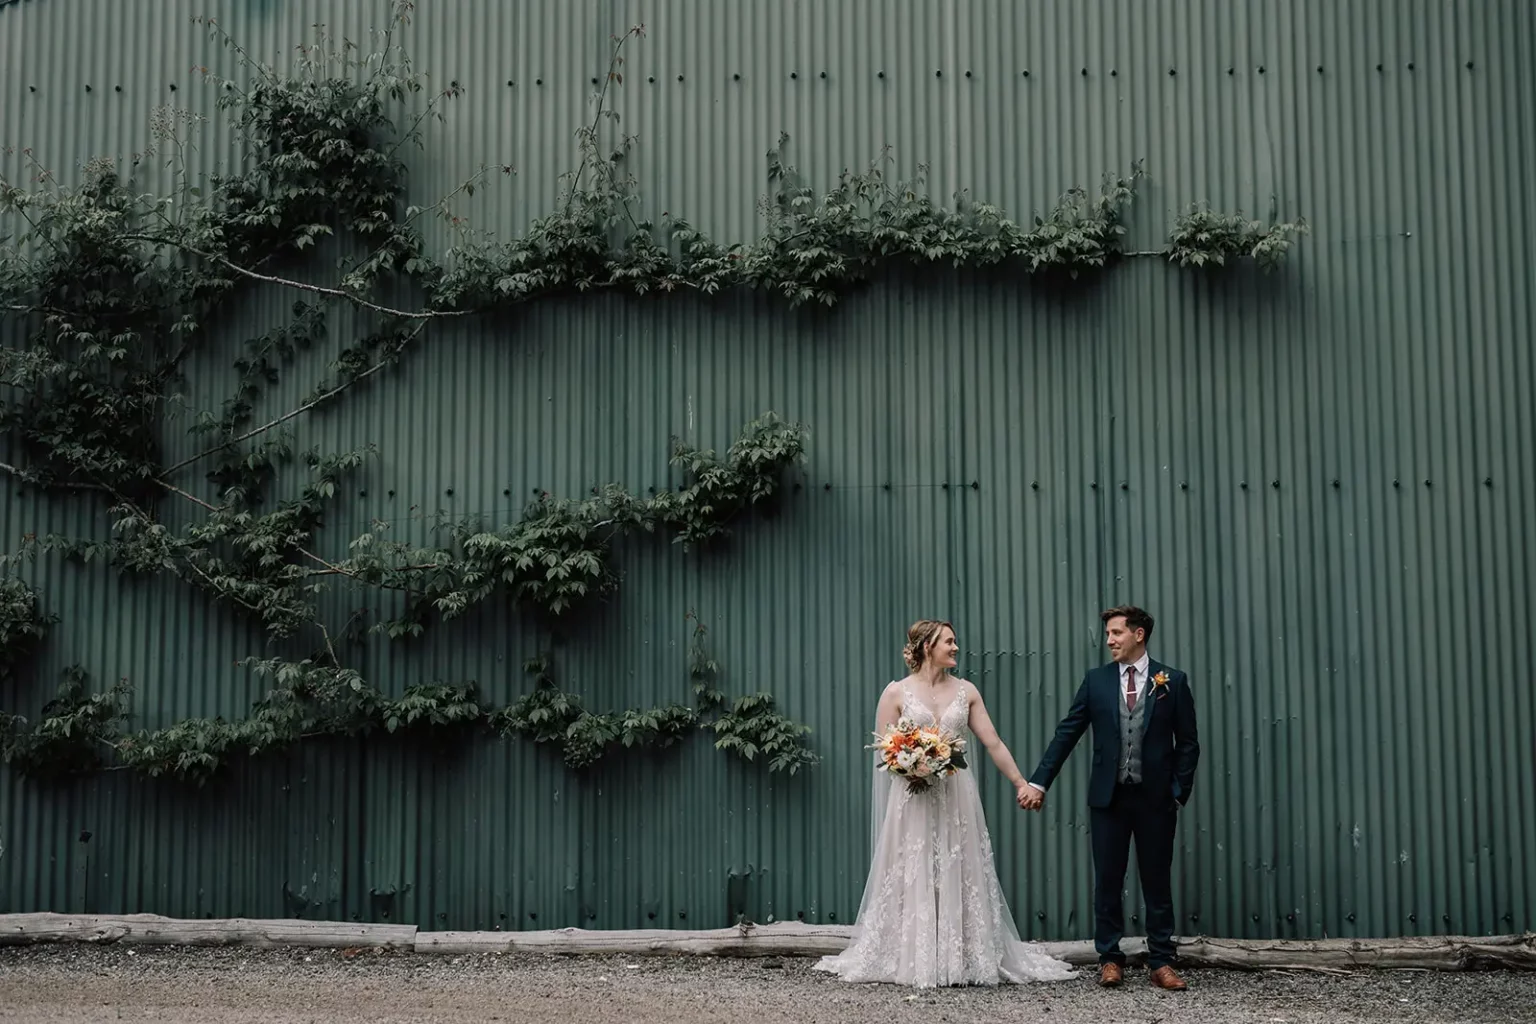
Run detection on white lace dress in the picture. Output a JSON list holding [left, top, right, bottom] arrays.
[[814, 682, 1079, 988]]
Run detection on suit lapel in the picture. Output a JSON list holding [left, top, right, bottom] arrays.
[[1100, 663, 1120, 715], [1141, 658, 1162, 738], [1097, 664, 1123, 763]]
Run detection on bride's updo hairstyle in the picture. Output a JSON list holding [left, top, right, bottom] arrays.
[[902, 619, 953, 671]]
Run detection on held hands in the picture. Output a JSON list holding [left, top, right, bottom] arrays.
[[1015, 782, 1044, 811]]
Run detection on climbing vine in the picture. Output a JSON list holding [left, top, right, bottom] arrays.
[[0, 667, 128, 780], [109, 660, 485, 785], [489, 656, 700, 770], [687, 616, 818, 774], [0, 654, 487, 785], [1165, 204, 1310, 271], [0, 573, 53, 685], [488, 617, 817, 774], [0, 4, 1305, 786], [0, 616, 812, 784], [0, 411, 806, 784], [341, 412, 806, 640]]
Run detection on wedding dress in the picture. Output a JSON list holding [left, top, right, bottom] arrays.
[[813, 681, 1078, 987]]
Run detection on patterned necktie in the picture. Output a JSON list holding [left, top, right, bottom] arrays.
[[1125, 666, 1138, 711]]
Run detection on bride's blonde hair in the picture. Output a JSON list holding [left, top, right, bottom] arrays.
[[902, 619, 953, 671]]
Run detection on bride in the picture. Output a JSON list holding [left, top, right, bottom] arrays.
[[814, 619, 1078, 988]]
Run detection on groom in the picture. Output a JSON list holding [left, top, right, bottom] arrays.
[[1019, 606, 1200, 990]]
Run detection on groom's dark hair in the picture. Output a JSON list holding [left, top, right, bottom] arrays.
[[1102, 604, 1154, 640]]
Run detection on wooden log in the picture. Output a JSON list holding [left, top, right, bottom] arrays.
[[415, 921, 855, 957], [968, 935, 1536, 972], [0, 912, 416, 950], [0, 915, 132, 946], [413, 927, 1536, 971], [1171, 933, 1536, 972], [3, 913, 1532, 971]]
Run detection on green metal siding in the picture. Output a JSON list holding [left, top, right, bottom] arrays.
[[1, 0, 1533, 940]]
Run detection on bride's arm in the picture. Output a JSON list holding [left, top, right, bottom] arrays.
[[964, 684, 1029, 798], [874, 680, 902, 732]]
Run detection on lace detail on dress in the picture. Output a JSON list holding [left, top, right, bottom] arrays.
[[901, 681, 971, 733], [813, 680, 1077, 988]]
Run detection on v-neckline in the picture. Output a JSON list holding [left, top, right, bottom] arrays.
[[905, 682, 963, 723]]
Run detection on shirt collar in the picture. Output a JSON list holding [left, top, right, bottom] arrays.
[[1119, 653, 1151, 679]]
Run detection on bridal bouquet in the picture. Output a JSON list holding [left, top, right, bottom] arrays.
[[870, 717, 968, 792]]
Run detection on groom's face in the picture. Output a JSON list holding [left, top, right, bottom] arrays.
[[1103, 617, 1146, 662]]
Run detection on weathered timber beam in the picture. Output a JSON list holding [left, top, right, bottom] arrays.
[[0, 913, 416, 949], [3, 914, 1532, 971]]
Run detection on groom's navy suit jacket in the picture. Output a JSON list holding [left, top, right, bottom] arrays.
[[1029, 660, 1200, 810]]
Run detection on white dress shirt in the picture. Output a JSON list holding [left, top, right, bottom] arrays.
[[1118, 652, 1152, 709]]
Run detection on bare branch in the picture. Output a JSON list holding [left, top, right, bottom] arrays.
[[0, 461, 111, 493], [563, 26, 643, 217], [163, 321, 426, 475], [134, 484, 348, 582], [153, 478, 222, 512], [119, 234, 467, 320], [317, 620, 341, 667]]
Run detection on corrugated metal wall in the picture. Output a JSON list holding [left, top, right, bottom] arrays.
[[2, 0, 1533, 940]]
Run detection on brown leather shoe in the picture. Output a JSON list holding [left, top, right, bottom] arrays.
[[1098, 962, 1124, 987], [1149, 965, 1188, 990]]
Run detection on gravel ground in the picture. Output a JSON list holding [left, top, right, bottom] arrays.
[[1, 945, 1533, 1024]]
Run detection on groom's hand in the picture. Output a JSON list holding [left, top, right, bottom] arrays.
[[1017, 783, 1044, 811]]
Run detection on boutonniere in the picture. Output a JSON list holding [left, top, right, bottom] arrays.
[[1152, 671, 1171, 698]]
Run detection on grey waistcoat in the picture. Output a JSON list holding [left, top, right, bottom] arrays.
[[1118, 685, 1147, 784]]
